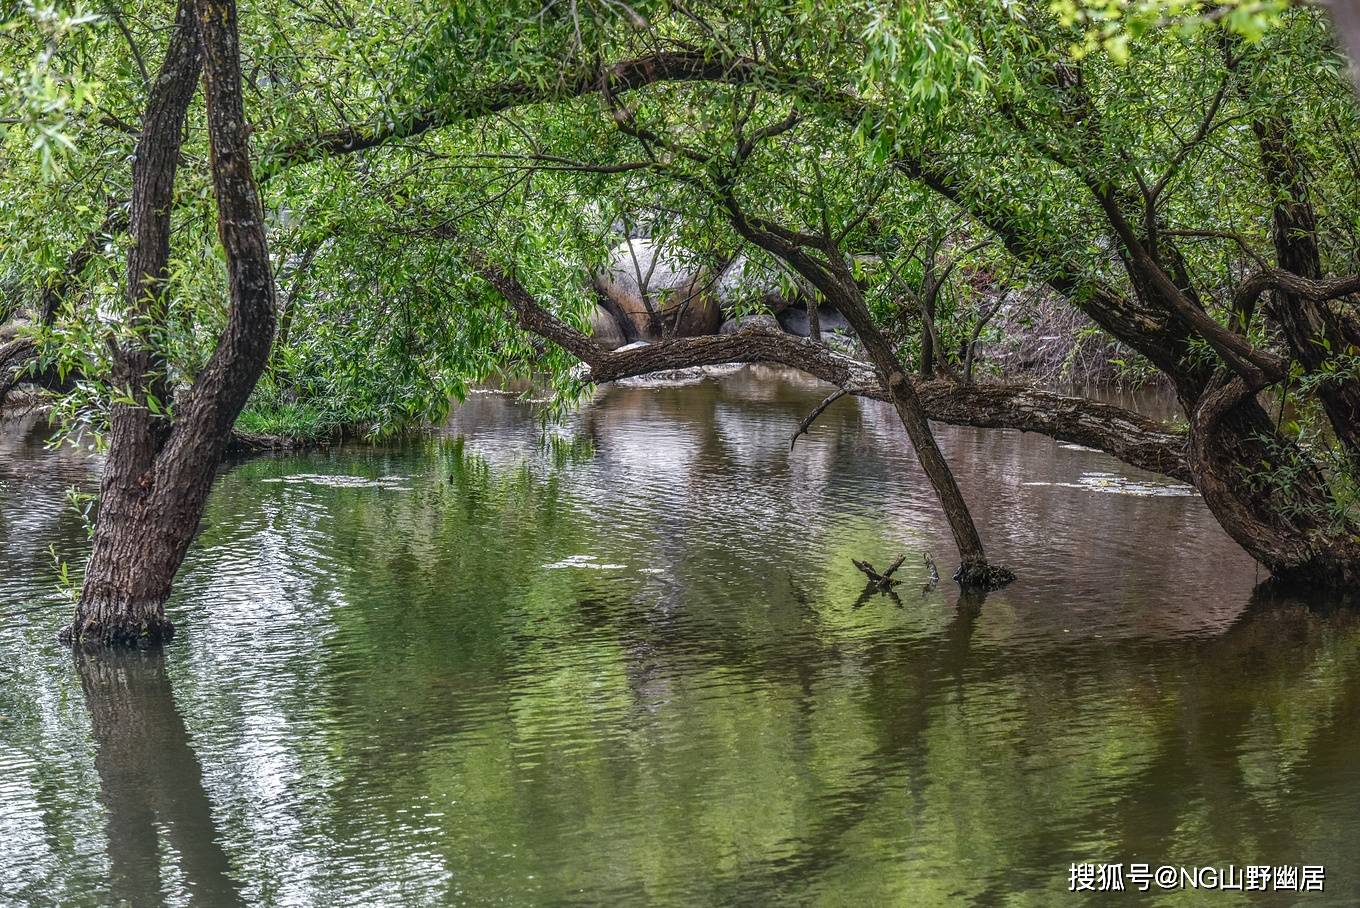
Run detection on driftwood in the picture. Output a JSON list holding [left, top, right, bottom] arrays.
[[851, 554, 907, 608], [852, 553, 907, 592]]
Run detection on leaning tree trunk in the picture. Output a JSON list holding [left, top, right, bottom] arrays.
[[1185, 371, 1360, 588], [63, 0, 276, 646], [826, 272, 1010, 588], [716, 191, 1011, 589]]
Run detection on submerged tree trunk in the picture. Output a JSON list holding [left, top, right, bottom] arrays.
[[824, 270, 1011, 588], [64, 0, 276, 646], [64, 0, 202, 646], [653, 178, 1010, 586]]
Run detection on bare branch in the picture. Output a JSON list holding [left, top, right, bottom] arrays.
[[789, 387, 847, 450]]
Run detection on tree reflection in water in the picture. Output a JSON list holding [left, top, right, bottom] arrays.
[[74, 649, 244, 908]]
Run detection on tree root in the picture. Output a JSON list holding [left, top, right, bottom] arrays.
[[953, 560, 1016, 591]]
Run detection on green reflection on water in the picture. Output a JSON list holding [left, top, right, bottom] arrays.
[[3, 379, 1360, 906]]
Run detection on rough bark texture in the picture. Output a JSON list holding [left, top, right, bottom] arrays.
[[63, 0, 203, 647], [25, 40, 1358, 596], [64, 0, 277, 647], [463, 254, 1194, 481], [1186, 372, 1360, 588], [1252, 113, 1360, 459]]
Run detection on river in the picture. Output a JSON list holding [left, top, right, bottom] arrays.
[[2, 366, 1358, 905]]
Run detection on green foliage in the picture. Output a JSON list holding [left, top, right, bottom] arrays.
[[1, 1, 103, 177], [1, 0, 1358, 485], [234, 396, 339, 441], [1052, 0, 1292, 62]]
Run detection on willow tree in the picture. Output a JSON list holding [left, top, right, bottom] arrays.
[[277, 0, 1358, 587], [0, 0, 280, 645], [6, 0, 1360, 641]]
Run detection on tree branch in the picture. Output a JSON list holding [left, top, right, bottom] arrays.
[[789, 387, 847, 450]]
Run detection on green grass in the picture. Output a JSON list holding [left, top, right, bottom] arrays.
[[235, 400, 342, 441]]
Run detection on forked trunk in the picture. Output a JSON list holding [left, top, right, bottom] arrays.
[[65, 0, 276, 646]]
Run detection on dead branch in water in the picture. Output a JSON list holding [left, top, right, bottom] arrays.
[[789, 387, 847, 450], [853, 553, 907, 591]]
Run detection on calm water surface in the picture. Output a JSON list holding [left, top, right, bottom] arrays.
[[2, 367, 1359, 906]]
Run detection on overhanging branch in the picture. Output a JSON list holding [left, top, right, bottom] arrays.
[[461, 255, 1192, 483]]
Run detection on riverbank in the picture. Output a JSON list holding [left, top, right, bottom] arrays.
[[1, 393, 362, 458]]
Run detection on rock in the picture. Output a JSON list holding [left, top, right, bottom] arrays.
[[824, 330, 862, 357], [719, 314, 781, 335], [776, 304, 852, 338], [588, 305, 627, 351], [594, 239, 722, 340], [716, 254, 802, 316]]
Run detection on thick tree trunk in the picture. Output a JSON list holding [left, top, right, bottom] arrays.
[[253, 42, 1360, 592], [64, 0, 276, 646], [1185, 372, 1360, 587], [1252, 114, 1360, 460], [63, 0, 202, 646]]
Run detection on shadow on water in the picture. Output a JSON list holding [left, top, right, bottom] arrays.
[[699, 584, 1360, 907], [73, 649, 244, 908]]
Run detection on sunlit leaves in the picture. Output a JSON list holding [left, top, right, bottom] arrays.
[[1051, 0, 1291, 62], [1, 1, 104, 177]]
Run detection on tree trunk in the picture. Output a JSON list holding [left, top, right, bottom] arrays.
[[830, 276, 1008, 586], [1252, 113, 1360, 460], [1185, 371, 1360, 587], [61, 0, 201, 646], [64, 0, 277, 646], [919, 254, 940, 377], [807, 294, 822, 343]]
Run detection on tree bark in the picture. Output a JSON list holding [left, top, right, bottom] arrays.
[[1251, 113, 1360, 459], [182, 41, 1360, 590], [64, 0, 277, 646], [822, 269, 1009, 587], [62, 0, 202, 646], [395, 43, 1357, 588]]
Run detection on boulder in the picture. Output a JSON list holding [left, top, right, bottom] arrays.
[[594, 239, 722, 340], [776, 304, 852, 338], [719, 314, 782, 335], [588, 305, 627, 351], [716, 254, 801, 316]]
